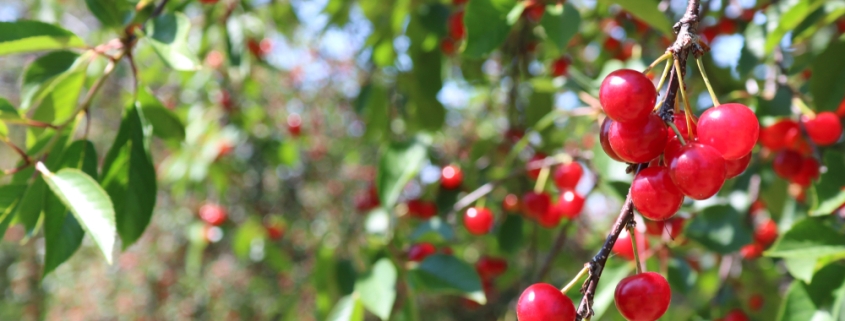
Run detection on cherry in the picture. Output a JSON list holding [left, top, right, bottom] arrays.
[[199, 203, 227, 226], [754, 219, 778, 245], [614, 272, 671, 321], [717, 18, 737, 34], [247, 38, 272, 58], [286, 113, 302, 136], [523, 192, 551, 219], [503, 193, 522, 212], [448, 11, 466, 40], [721, 309, 750, 321], [453, 0, 468, 5], [599, 69, 657, 124], [772, 150, 802, 179], [803, 112, 843, 146], [644, 217, 685, 239], [701, 27, 718, 43], [441, 165, 464, 189], [527, 153, 547, 179], [522, 0, 546, 23], [608, 113, 668, 163], [555, 189, 585, 219], [440, 38, 457, 55], [759, 119, 799, 151], [668, 143, 727, 200], [613, 229, 648, 261], [476, 257, 508, 280], [464, 207, 495, 235], [538, 207, 562, 228], [600, 118, 624, 162], [669, 111, 698, 141], [516, 283, 576, 321], [407, 199, 438, 219], [838, 98, 845, 118], [553, 162, 583, 190], [631, 166, 684, 221], [748, 294, 764, 311], [265, 220, 285, 240], [725, 152, 752, 179], [355, 184, 380, 212], [604, 37, 621, 51], [697, 103, 760, 160], [550, 57, 569, 77], [791, 157, 820, 187], [408, 243, 437, 262], [740, 242, 764, 260]]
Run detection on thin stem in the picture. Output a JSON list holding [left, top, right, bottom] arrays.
[[644, 52, 672, 75], [667, 121, 688, 145], [654, 56, 674, 102], [696, 58, 720, 106], [673, 58, 693, 116], [1, 136, 33, 165], [793, 97, 817, 118], [561, 265, 590, 294], [476, 197, 486, 209], [627, 224, 643, 274], [534, 166, 550, 194]]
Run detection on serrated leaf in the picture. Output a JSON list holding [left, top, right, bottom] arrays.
[[766, 218, 845, 259], [376, 138, 428, 209], [37, 163, 116, 264], [540, 3, 580, 51], [85, 0, 134, 29], [810, 40, 845, 112], [685, 205, 753, 254], [354, 258, 397, 320], [463, 0, 516, 58], [101, 102, 157, 248], [326, 295, 365, 321], [138, 88, 185, 141], [145, 12, 200, 71], [598, 0, 672, 36], [0, 21, 86, 56], [810, 151, 845, 215], [408, 254, 486, 304]]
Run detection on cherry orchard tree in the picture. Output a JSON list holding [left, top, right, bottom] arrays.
[[0, 0, 845, 320]]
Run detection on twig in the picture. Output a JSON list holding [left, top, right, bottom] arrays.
[[152, 0, 170, 17]]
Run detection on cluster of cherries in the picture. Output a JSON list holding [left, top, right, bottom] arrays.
[[760, 111, 842, 188], [440, 0, 469, 55]]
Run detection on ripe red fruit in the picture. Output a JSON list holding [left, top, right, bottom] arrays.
[[408, 243, 437, 262], [749, 294, 764, 311], [464, 207, 495, 235], [669, 111, 698, 141], [555, 189, 585, 219], [550, 57, 569, 77], [613, 229, 648, 261], [441, 165, 464, 189], [772, 150, 802, 179], [265, 220, 285, 240], [722, 309, 750, 321], [553, 162, 583, 190], [740, 242, 764, 259], [407, 199, 438, 219], [600, 118, 624, 162], [759, 119, 799, 151], [247, 38, 273, 58], [355, 184, 380, 212], [792, 157, 820, 187], [538, 207, 562, 228], [609, 114, 668, 163], [644, 217, 685, 239], [754, 219, 778, 245], [503, 194, 521, 212], [803, 112, 843, 146], [604, 37, 621, 51], [453, 0, 468, 5], [669, 143, 727, 200], [440, 38, 457, 55], [516, 283, 576, 321], [725, 152, 752, 179], [199, 204, 227, 226], [522, 0, 546, 23], [476, 257, 508, 280], [527, 153, 547, 179], [523, 192, 551, 219], [615, 272, 671, 321], [287, 113, 302, 136], [717, 18, 737, 34], [697, 103, 760, 160], [599, 69, 658, 124], [449, 11, 466, 40], [631, 167, 684, 221]]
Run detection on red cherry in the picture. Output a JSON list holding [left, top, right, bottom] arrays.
[[476, 257, 508, 280], [440, 38, 457, 55], [448, 11, 466, 40], [441, 165, 464, 189], [803, 112, 843, 146], [697, 103, 760, 160], [503, 193, 522, 212], [553, 162, 583, 190], [464, 207, 495, 235], [265, 220, 285, 240], [615, 272, 671, 321], [722, 309, 750, 321], [538, 207, 562, 228], [407, 199, 438, 219], [516, 283, 576, 321], [408, 243, 437, 262], [527, 153, 547, 179], [669, 143, 727, 200], [613, 229, 648, 261], [599, 69, 658, 124], [555, 189, 585, 219], [759, 119, 799, 151], [669, 111, 698, 141], [604, 37, 621, 51], [772, 150, 802, 179], [717, 18, 737, 34], [522, 192, 551, 219], [609, 114, 668, 163], [740, 242, 764, 260], [644, 217, 685, 239], [247, 39, 262, 58], [355, 184, 380, 212], [550, 57, 569, 77], [791, 157, 820, 187], [749, 294, 764, 311], [287, 113, 302, 136], [453, 0, 468, 5], [837, 98, 845, 118], [600, 118, 624, 162], [522, 0, 546, 23], [199, 204, 227, 226], [754, 219, 778, 245], [701, 27, 718, 43], [631, 166, 684, 221], [725, 152, 752, 179]]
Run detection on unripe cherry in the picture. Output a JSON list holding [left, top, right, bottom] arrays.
[[697, 103, 759, 160], [553, 162, 583, 190], [608, 114, 668, 163], [803, 111, 843, 146], [614, 272, 671, 321], [516, 283, 576, 321], [463, 207, 494, 235], [600, 118, 624, 162], [631, 166, 684, 221], [503, 193, 522, 212], [669, 143, 727, 200], [599, 69, 657, 124]]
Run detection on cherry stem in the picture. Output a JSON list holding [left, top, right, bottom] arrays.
[[534, 166, 550, 194], [653, 57, 674, 111], [696, 58, 720, 106], [793, 97, 817, 118], [666, 121, 688, 145], [476, 196, 486, 209], [673, 58, 694, 117], [627, 223, 644, 274], [644, 52, 672, 75], [560, 264, 590, 294]]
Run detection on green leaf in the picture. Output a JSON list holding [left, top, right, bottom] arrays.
[[85, 0, 134, 28], [20, 50, 83, 110], [405, 48, 445, 131], [31, 71, 87, 125], [100, 102, 157, 248], [376, 138, 428, 209], [540, 3, 581, 51], [526, 91, 553, 128], [326, 295, 365, 321], [784, 257, 818, 283], [232, 218, 265, 260], [598, 0, 672, 36], [0, 183, 28, 238], [463, 0, 516, 58], [0, 21, 86, 56], [667, 257, 697, 294], [767, 217, 845, 259], [0, 98, 21, 120], [685, 205, 753, 254], [138, 88, 185, 141], [15, 177, 48, 233], [810, 151, 845, 215], [810, 39, 845, 112], [807, 263, 845, 307], [765, 0, 827, 54], [497, 214, 524, 253], [411, 217, 454, 243], [777, 281, 818, 321], [36, 163, 116, 264], [354, 258, 397, 320], [145, 12, 200, 71], [408, 254, 486, 304]]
